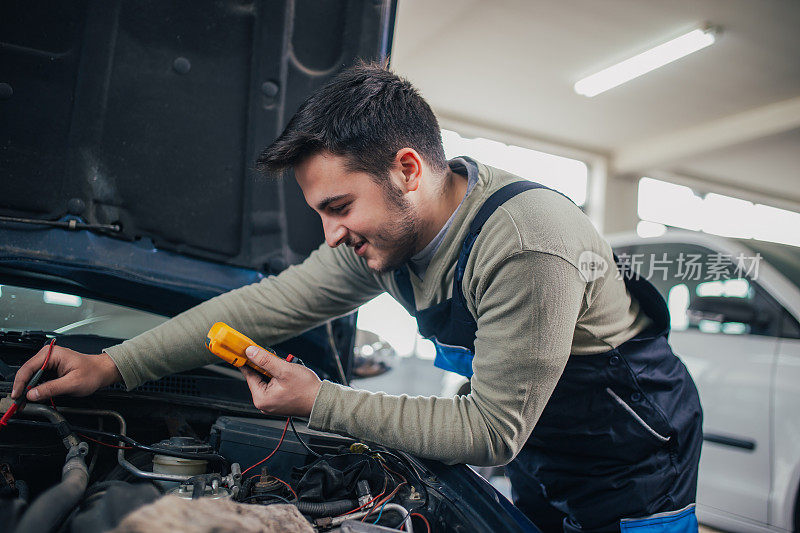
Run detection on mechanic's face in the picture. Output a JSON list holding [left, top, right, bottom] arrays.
[[295, 152, 421, 273]]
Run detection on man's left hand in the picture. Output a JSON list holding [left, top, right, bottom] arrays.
[[240, 346, 322, 417]]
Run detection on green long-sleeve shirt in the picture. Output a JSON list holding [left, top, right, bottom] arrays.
[[104, 159, 651, 466]]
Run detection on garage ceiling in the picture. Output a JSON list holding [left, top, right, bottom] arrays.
[[390, 0, 800, 207]]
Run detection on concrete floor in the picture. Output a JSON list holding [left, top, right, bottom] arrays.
[[351, 353, 448, 397]]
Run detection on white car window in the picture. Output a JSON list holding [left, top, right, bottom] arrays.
[[0, 284, 168, 339], [615, 244, 790, 339]]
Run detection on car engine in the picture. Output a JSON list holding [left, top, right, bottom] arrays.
[[0, 393, 450, 533]]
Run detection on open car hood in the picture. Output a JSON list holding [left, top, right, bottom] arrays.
[[1, 0, 395, 273], [0, 0, 396, 383]]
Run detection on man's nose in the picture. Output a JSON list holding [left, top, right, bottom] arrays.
[[323, 218, 347, 248]]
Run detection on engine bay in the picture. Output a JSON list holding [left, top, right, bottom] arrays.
[[0, 330, 521, 533], [0, 393, 448, 533]]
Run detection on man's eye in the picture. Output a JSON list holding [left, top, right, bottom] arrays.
[[329, 203, 349, 214]]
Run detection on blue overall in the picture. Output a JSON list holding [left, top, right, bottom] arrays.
[[393, 181, 703, 532]]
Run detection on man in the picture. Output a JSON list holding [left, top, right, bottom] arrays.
[[12, 63, 702, 532]]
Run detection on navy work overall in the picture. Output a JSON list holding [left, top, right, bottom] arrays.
[[393, 181, 703, 533]]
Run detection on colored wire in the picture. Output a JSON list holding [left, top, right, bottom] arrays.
[[282, 356, 322, 458], [378, 449, 429, 507], [5, 419, 227, 463], [0, 404, 19, 429], [73, 427, 227, 462], [411, 513, 431, 533], [393, 509, 412, 531], [270, 475, 298, 501], [242, 418, 290, 475], [355, 461, 402, 522], [340, 470, 388, 517], [0, 339, 56, 430], [78, 433, 132, 450], [340, 486, 384, 516], [355, 461, 410, 523], [379, 449, 425, 482], [382, 463, 407, 484], [372, 499, 390, 524], [361, 481, 406, 521], [288, 417, 321, 458], [242, 354, 312, 474], [41, 338, 55, 371]]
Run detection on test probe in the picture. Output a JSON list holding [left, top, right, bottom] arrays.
[[0, 338, 56, 430]]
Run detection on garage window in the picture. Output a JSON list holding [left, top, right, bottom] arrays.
[[441, 129, 589, 206], [636, 177, 800, 247]]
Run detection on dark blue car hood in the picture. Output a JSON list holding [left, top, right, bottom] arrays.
[[1, 0, 395, 273], [0, 0, 396, 381]]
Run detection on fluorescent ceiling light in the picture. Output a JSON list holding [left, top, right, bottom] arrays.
[[575, 26, 718, 97]]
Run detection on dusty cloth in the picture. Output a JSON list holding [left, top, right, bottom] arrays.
[[104, 158, 651, 466], [293, 453, 385, 502], [110, 496, 314, 533]]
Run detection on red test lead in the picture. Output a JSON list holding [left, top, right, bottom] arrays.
[[0, 339, 56, 431]]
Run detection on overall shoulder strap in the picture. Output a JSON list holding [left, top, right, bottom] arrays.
[[455, 181, 571, 283], [393, 180, 571, 314], [392, 265, 417, 316]]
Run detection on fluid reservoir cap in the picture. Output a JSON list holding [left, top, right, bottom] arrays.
[[153, 436, 213, 454]]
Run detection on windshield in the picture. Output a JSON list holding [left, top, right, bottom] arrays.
[[0, 284, 168, 339], [735, 239, 800, 291]]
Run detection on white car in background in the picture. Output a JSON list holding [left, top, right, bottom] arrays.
[[608, 230, 800, 533]]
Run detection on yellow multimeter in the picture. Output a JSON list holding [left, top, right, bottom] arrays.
[[205, 322, 280, 378]]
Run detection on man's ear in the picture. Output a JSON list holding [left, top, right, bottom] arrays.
[[395, 148, 423, 192]]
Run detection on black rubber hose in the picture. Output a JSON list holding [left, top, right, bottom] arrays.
[[14, 452, 89, 533], [6, 420, 228, 466], [293, 499, 359, 517], [73, 426, 229, 464], [239, 475, 257, 500]]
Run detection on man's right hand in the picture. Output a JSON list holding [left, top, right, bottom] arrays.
[[10, 345, 123, 402]]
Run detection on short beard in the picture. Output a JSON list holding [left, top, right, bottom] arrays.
[[370, 182, 420, 273]]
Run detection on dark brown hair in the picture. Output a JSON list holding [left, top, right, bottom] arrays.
[[255, 62, 448, 181]]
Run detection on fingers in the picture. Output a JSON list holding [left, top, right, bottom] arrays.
[[239, 353, 322, 417], [11, 346, 113, 402], [240, 365, 268, 391], [239, 365, 275, 413], [27, 375, 79, 402], [245, 346, 287, 378], [11, 346, 50, 399]]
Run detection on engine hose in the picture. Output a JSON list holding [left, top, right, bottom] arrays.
[[14, 442, 89, 533], [0, 399, 80, 450], [73, 426, 229, 465], [293, 499, 359, 517], [6, 419, 228, 467]]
